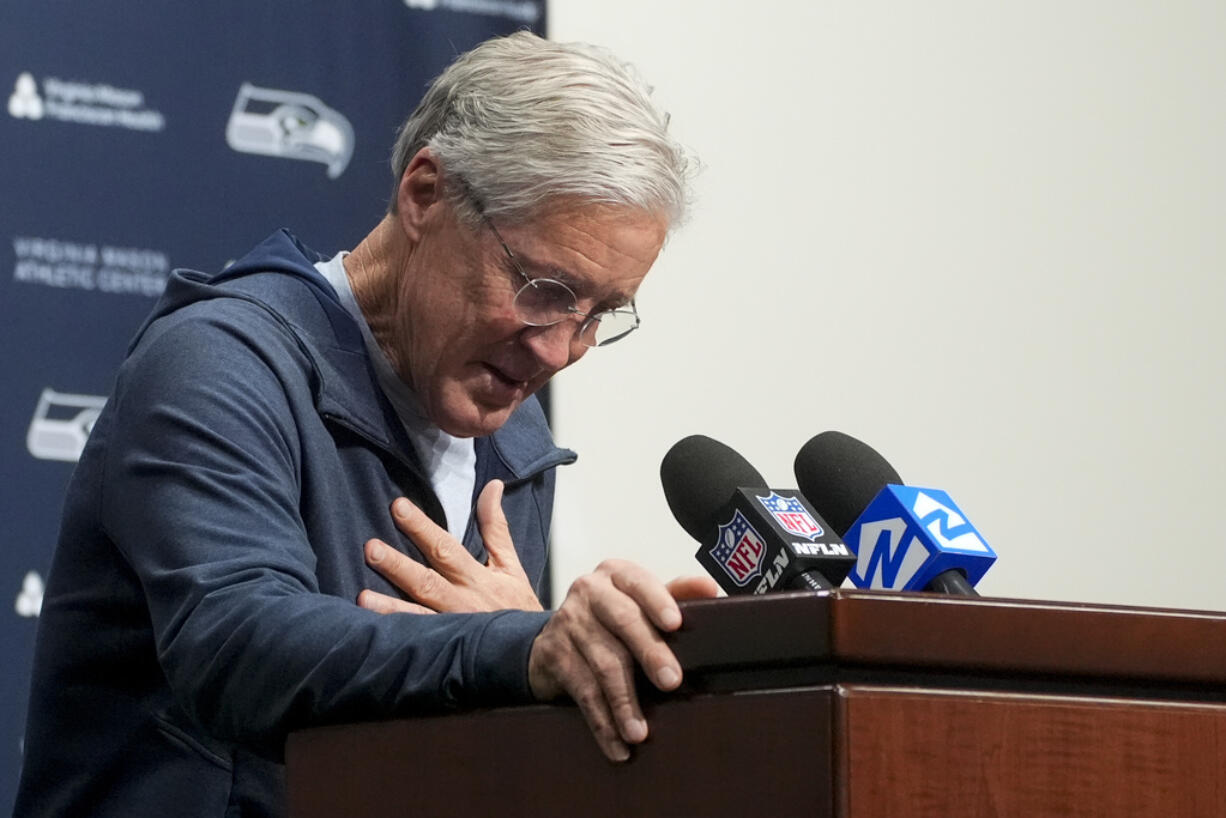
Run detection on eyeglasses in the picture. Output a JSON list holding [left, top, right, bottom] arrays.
[[483, 219, 640, 347], [460, 182, 641, 348]]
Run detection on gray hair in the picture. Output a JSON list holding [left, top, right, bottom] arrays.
[[389, 31, 694, 228]]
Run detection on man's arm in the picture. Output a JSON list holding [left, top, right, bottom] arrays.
[[102, 303, 549, 744]]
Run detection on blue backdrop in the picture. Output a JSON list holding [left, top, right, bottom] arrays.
[[0, 2, 545, 809]]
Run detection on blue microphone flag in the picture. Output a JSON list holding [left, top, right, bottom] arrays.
[[844, 485, 996, 591]]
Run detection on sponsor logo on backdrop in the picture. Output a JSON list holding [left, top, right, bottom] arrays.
[[11, 235, 170, 296], [226, 83, 354, 179], [27, 388, 107, 462], [8, 71, 165, 132], [15, 572, 44, 618], [403, 0, 541, 23], [8, 72, 43, 119]]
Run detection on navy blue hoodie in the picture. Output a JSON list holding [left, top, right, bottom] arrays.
[[16, 230, 573, 816]]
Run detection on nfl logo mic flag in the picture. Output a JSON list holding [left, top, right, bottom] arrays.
[[711, 509, 768, 587], [757, 491, 824, 541], [696, 488, 854, 596]]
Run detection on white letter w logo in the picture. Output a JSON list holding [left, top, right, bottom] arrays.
[[855, 518, 926, 590]]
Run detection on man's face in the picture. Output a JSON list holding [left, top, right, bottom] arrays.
[[391, 198, 668, 437]]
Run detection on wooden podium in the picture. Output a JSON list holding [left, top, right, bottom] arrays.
[[286, 591, 1226, 817]]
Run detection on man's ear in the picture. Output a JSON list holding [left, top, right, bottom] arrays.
[[395, 148, 444, 242]]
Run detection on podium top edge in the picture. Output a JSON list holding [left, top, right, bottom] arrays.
[[669, 590, 1226, 688], [678, 589, 1226, 621]]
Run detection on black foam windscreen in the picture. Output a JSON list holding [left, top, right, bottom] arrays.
[[793, 431, 903, 537], [660, 434, 767, 543]]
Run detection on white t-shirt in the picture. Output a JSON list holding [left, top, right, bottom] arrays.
[[315, 252, 476, 542]]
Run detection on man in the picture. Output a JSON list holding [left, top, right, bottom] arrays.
[[16, 32, 715, 816]]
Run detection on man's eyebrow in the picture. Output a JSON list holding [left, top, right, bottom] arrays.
[[513, 252, 635, 309], [514, 253, 589, 293]]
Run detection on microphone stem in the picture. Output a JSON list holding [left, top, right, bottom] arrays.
[[787, 570, 833, 592], [926, 569, 977, 596]]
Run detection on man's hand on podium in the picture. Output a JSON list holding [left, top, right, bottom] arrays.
[[528, 563, 717, 762], [354, 479, 718, 763]]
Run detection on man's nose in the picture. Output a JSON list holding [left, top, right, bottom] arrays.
[[520, 319, 587, 371]]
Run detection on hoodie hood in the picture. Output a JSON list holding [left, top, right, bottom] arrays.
[[133, 228, 355, 354]]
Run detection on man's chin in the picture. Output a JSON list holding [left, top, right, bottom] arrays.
[[433, 398, 520, 438]]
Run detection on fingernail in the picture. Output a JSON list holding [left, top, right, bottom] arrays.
[[392, 498, 412, 518], [367, 542, 384, 563], [623, 718, 647, 743], [657, 666, 680, 689], [610, 742, 631, 762]]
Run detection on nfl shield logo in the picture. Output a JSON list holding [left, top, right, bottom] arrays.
[[756, 492, 824, 542], [711, 509, 767, 586]]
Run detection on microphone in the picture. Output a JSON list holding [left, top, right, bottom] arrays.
[[660, 434, 855, 595], [793, 431, 996, 596]]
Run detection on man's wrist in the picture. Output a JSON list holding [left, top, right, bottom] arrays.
[[469, 609, 553, 705]]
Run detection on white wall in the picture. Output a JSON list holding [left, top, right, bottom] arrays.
[[546, 1, 1226, 612]]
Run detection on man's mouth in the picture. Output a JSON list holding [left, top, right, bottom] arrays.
[[483, 363, 531, 390]]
